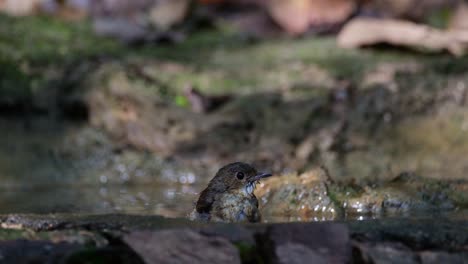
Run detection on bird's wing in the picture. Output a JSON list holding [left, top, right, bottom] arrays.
[[196, 188, 216, 213]]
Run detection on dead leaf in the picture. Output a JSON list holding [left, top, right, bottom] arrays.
[[308, 0, 356, 26], [0, 0, 41, 16], [267, 0, 356, 35], [338, 17, 468, 56], [268, 0, 312, 35], [149, 0, 191, 30]]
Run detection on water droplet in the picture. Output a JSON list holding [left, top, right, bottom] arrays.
[[99, 175, 108, 184], [187, 173, 196, 184], [179, 176, 187, 184], [165, 189, 176, 199]]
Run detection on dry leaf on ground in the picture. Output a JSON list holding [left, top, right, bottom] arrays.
[[338, 17, 468, 56], [149, 0, 191, 30], [0, 0, 42, 16], [267, 0, 356, 35]]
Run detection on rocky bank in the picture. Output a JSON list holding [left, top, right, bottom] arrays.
[[0, 214, 467, 263]]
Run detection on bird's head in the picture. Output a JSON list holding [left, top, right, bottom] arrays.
[[210, 162, 272, 195]]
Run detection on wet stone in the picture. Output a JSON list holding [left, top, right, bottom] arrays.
[[0, 240, 82, 264], [419, 251, 467, 264], [353, 242, 419, 264], [123, 229, 241, 264], [259, 222, 351, 264], [199, 224, 256, 245], [348, 218, 468, 250], [342, 186, 453, 215], [276, 243, 327, 264], [256, 168, 341, 221], [0, 215, 61, 231], [0, 214, 195, 232]]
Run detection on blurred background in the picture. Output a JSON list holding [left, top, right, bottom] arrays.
[[1, 0, 468, 221]]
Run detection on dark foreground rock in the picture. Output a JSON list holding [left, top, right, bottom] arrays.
[[124, 229, 241, 264], [0, 214, 468, 263], [353, 242, 468, 264], [0, 240, 82, 264], [257, 223, 350, 264]]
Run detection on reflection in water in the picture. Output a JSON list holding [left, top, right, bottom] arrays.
[[0, 183, 201, 218], [0, 120, 210, 219], [0, 183, 467, 222]]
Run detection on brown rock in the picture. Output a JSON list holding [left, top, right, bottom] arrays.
[[124, 229, 241, 264]]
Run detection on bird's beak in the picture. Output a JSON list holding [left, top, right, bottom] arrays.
[[249, 172, 272, 182]]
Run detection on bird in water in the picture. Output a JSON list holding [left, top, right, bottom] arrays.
[[190, 162, 272, 223]]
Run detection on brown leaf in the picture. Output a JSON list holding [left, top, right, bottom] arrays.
[[268, 0, 313, 35], [267, 0, 356, 35], [149, 0, 191, 30], [338, 17, 468, 56], [0, 0, 42, 16], [308, 0, 356, 26]]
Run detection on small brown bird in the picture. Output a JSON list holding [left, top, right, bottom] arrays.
[[190, 162, 272, 223]]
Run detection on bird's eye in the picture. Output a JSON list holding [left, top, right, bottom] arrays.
[[236, 172, 245, 180]]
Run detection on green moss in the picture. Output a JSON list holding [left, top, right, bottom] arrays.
[[0, 14, 122, 102], [0, 228, 63, 241], [64, 246, 144, 264], [326, 188, 343, 209], [4, 12, 457, 101], [328, 184, 363, 205], [0, 58, 31, 98], [424, 8, 453, 29], [0, 14, 121, 65], [234, 242, 264, 264], [0, 228, 32, 240], [427, 55, 468, 75]]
